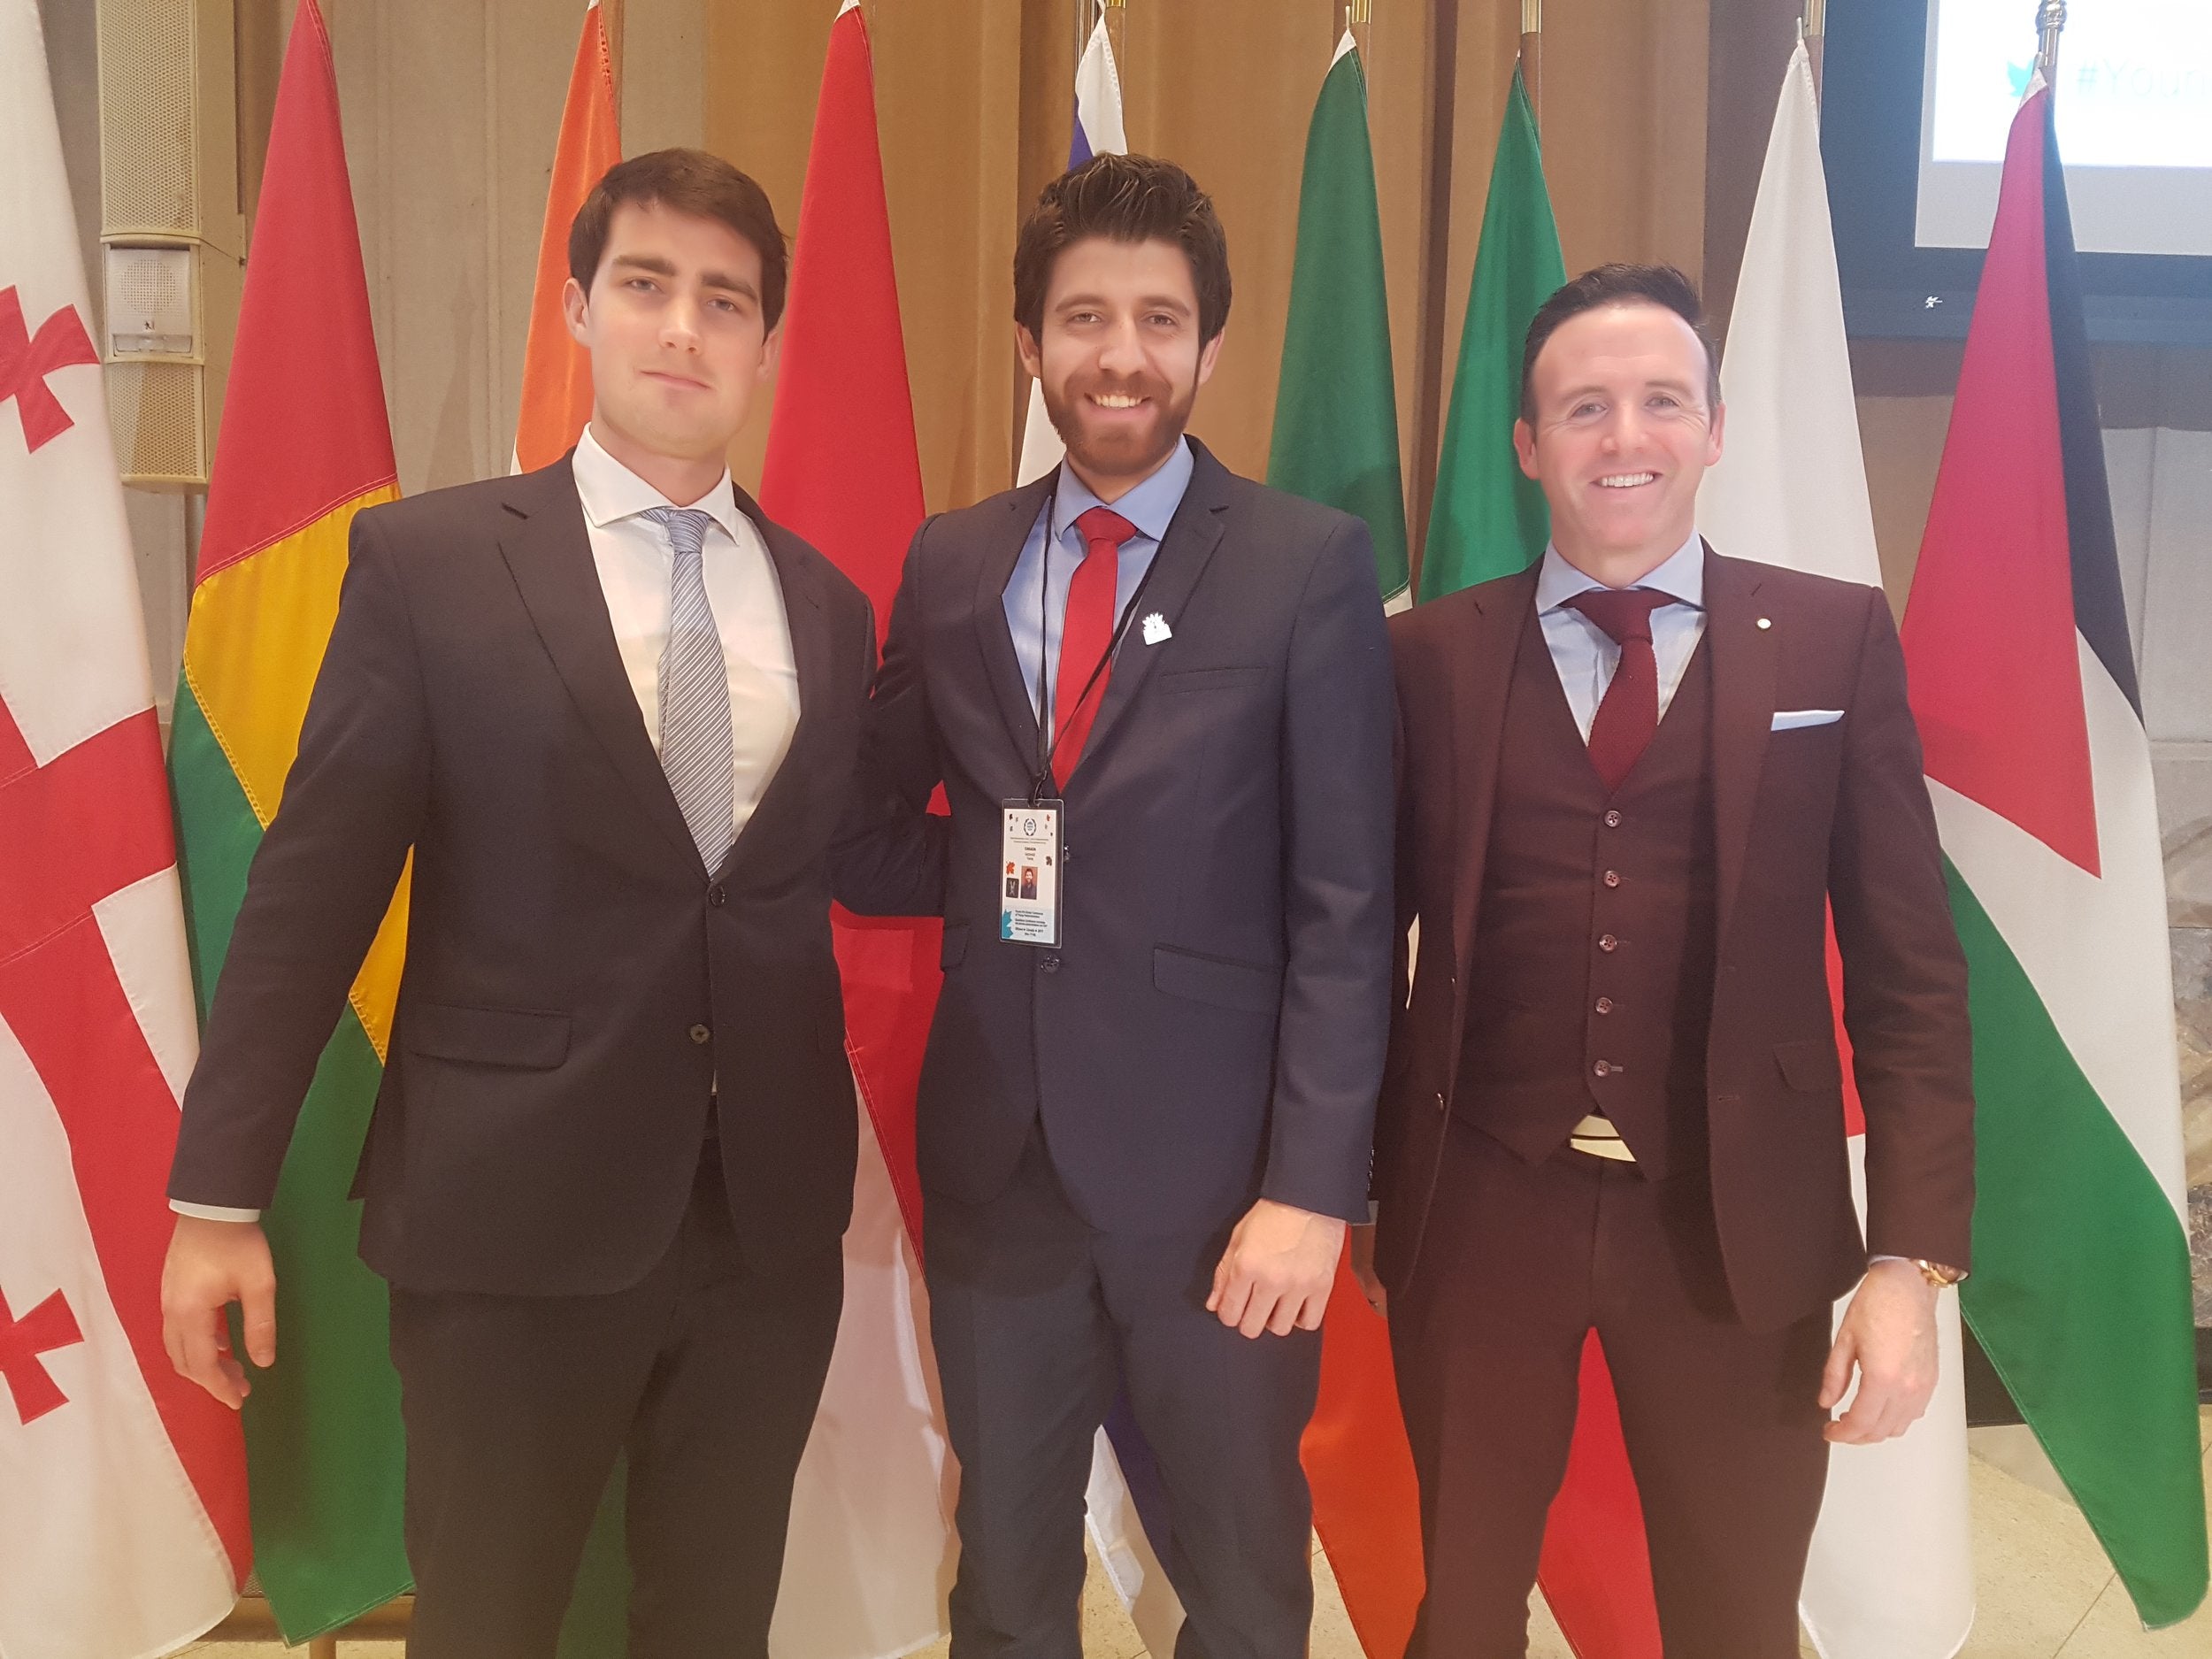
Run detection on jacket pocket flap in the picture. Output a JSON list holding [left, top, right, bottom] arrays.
[[1773, 1038, 1841, 1092], [939, 921, 970, 970], [1153, 945, 1283, 1013], [406, 1002, 571, 1069], [1156, 665, 1266, 692]]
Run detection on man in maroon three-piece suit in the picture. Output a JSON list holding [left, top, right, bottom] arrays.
[[1363, 265, 1975, 1657]]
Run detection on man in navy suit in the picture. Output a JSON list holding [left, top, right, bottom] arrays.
[[841, 155, 1395, 1657]]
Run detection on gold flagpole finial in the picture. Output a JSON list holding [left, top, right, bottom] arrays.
[[1522, 0, 1541, 34], [2038, 0, 2066, 79]]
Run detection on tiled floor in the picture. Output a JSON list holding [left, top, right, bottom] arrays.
[[187, 1409, 2212, 1658]]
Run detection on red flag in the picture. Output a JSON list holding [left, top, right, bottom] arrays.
[[758, 0, 933, 1237], [514, 0, 620, 472]]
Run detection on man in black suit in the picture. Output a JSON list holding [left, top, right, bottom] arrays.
[[159, 150, 885, 1657], [840, 155, 1395, 1657]]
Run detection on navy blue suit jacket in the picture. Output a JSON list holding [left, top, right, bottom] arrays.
[[840, 441, 1395, 1235]]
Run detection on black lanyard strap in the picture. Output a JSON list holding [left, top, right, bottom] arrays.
[[1030, 472, 1163, 801]]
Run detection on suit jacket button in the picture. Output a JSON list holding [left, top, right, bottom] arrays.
[[1433, 1091, 1447, 1113], [1041, 956, 1062, 973], [708, 884, 726, 907], [689, 1024, 711, 1045]]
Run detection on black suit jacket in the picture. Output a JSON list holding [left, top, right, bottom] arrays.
[[839, 441, 1395, 1235], [168, 457, 878, 1296], [1377, 548, 1975, 1329]]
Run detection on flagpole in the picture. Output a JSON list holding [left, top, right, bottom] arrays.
[[1346, 0, 1372, 58], [2037, 0, 2066, 80], [1802, 0, 1825, 101], [1102, 0, 1125, 83], [1521, 0, 1542, 126]]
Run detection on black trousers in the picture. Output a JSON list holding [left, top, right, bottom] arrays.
[[388, 1151, 843, 1659], [924, 1131, 1322, 1659], [1390, 1121, 1833, 1659]]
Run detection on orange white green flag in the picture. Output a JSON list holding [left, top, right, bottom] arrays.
[[515, 0, 620, 472]]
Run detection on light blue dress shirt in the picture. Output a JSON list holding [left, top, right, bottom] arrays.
[[1535, 531, 1709, 740], [1002, 437, 1195, 722]]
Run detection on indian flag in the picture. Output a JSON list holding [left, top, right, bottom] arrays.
[[514, 0, 619, 473], [1899, 75, 2208, 1628], [167, 0, 411, 1637]]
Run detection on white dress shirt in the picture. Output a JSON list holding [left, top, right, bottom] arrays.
[[1534, 530, 1709, 739], [173, 428, 799, 1225]]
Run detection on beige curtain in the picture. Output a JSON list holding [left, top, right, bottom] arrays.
[[230, 0, 1717, 557]]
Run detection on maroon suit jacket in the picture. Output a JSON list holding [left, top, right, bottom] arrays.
[[1375, 547, 1974, 1330]]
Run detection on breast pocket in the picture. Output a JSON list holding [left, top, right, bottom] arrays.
[[1156, 665, 1267, 693]]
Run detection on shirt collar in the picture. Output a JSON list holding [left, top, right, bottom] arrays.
[[1536, 530, 1706, 614], [1049, 436, 1195, 548], [572, 422, 745, 547]]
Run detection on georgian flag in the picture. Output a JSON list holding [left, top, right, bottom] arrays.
[[0, 2, 251, 1652]]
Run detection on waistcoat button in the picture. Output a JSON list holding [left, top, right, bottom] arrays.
[[1598, 933, 1618, 952]]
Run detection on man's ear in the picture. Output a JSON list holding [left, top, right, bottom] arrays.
[[1195, 328, 1225, 388], [758, 324, 783, 383], [1705, 399, 1725, 467], [562, 275, 590, 346], [1513, 418, 1540, 481], [1015, 323, 1043, 381]]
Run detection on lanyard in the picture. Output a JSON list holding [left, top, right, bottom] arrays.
[[1029, 470, 1163, 803]]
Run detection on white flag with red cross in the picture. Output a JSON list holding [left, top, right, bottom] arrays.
[[0, 3, 250, 1654]]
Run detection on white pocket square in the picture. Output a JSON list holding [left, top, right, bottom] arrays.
[[1770, 708, 1845, 731]]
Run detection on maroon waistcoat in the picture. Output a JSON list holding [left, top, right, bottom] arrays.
[[1454, 603, 1717, 1179]]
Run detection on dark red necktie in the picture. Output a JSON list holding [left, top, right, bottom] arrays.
[[1053, 506, 1138, 788], [1564, 588, 1671, 790]]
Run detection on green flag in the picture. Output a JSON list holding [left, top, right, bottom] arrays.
[[1418, 62, 1564, 601], [1267, 34, 1409, 602]]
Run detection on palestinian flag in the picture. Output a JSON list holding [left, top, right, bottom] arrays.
[[1900, 77, 2208, 1627], [168, 0, 411, 1637]]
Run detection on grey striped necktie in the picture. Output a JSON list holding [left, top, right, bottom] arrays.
[[642, 506, 734, 870]]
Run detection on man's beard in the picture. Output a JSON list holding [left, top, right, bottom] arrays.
[[1041, 372, 1196, 482]]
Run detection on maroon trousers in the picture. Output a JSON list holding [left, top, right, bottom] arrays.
[[1389, 1121, 1834, 1658]]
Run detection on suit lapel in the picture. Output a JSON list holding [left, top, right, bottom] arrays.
[[498, 461, 699, 868], [1703, 545, 1777, 943], [975, 475, 1056, 774], [1071, 442, 1231, 777], [717, 488, 828, 878], [1449, 567, 1540, 983]]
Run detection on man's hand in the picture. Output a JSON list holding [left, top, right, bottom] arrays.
[[1349, 1221, 1387, 1316], [160, 1215, 277, 1409], [1820, 1258, 1940, 1445], [1207, 1199, 1346, 1339]]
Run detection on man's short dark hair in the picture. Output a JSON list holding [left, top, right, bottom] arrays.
[[1519, 263, 1719, 421], [1013, 154, 1232, 347], [568, 148, 788, 331]]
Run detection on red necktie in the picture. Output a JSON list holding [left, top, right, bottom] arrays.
[[1053, 506, 1138, 788], [1564, 588, 1671, 790]]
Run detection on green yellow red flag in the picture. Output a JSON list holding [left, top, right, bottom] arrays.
[[168, 0, 411, 1637]]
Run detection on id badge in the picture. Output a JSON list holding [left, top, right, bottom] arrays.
[[999, 799, 1064, 946]]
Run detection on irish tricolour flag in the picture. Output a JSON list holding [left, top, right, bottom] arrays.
[[1899, 76, 2208, 1628]]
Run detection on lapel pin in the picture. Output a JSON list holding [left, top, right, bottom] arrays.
[[1141, 612, 1172, 646], [1756, 617, 1772, 630]]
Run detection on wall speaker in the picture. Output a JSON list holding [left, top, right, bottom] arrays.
[[96, 0, 242, 489]]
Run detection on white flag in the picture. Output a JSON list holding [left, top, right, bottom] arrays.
[[1701, 39, 1978, 1659], [1015, 6, 1127, 487], [0, 3, 249, 1654]]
